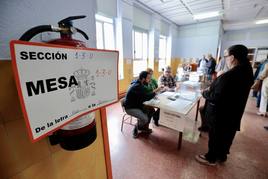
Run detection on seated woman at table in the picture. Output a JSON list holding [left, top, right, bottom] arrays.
[[159, 66, 176, 91]]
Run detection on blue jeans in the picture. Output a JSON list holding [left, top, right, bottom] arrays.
[[257, 92, 261, 107], [125, 108, 150, 129]]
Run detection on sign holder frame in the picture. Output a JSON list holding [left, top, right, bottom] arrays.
[[10, 40, 119, 143]]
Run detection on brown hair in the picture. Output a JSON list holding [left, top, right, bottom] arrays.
[[146, 68, 153, 73]]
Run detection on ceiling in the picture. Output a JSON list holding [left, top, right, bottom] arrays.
[[136, 0, 268, 30]]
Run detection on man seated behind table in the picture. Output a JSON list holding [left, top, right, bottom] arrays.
[[124, 71, 161, 138], [159, 66, 176, 91]]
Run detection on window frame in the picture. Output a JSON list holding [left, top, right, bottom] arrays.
[[158, 34, 167, 72], [132, 27, 149, 77], [95, 14, 115, 50], [95, 14, 124, 80]]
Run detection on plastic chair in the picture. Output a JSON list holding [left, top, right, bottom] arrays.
[[120, 98, 136, 132]]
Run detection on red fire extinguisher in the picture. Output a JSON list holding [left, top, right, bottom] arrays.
[[19, 15, 97, 150]]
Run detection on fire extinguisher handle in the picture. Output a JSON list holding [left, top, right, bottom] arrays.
[[19, 25, 53, 41], [76, 28, 89, 40], [58, 15, 86, 27]]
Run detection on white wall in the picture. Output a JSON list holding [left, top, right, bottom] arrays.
[[171, 25, 178, 58], [122, 18, 133, 59], [0, 0, 97, 59], [154, 30, 160, 59], [175, 21, 221, 59], [221, 26, 268, 54], [97, 0, 117, 17]]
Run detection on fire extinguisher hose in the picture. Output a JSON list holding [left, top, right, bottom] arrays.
[[19, 25, 53, 41]]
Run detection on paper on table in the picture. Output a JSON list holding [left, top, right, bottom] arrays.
[[144, 91, 200, 115], [160, 91, 175, 96], [182, 80, 201, 87], [143, 98, 160, 106], [179, 91, 200, 101], [159, 98, 193, 114]]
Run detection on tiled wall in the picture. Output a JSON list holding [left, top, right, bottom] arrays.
[[0, 61, 107, 179]]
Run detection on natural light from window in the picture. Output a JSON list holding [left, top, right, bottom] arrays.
[[95, 14, 124, 80], [95, 15, 115, 50], [159, 35, 167, 71], [133, 29, 148, 77]]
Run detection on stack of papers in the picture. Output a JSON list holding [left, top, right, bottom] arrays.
[[160, 99, 193, 115]]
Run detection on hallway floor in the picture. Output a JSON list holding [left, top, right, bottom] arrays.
[[106, 96, 268, 179]]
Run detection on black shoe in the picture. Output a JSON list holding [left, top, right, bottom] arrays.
[[195, 154, 216, 166], [264, 126, 268, 131], [217, 156, 227, 163], [140, 128, 153, 134], [132, 126, 138, 139]]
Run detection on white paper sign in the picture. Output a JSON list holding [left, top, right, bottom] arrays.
[[159, 109, 185, 132], [10, 40, 119, 142], [159, 109, 201, 143]]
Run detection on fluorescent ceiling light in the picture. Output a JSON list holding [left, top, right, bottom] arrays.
[[255, 19, 268, 24], [193, 11, 221, 20]]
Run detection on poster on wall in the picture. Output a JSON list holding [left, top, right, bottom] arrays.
[[10, 40, 119, 142]]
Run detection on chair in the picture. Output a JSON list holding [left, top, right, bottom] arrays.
[[120, 98, 136, 132]]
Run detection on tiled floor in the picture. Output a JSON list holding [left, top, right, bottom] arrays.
[[106, 96, 268, 179]]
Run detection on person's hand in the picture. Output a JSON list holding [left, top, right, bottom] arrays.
[[154, 86, 164, 93], [217, 70, 224, 77], [155, 86, 162, 92], [164, 86, 169, 91], [201, 87, 210, 93]]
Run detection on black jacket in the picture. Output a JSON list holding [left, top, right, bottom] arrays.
[[124, 80, 156, 110], [202, 62, 254, 131]]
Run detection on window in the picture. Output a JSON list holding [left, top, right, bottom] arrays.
[[158, 35, 167, 71], [96, 14, 124, 80], [133, 29, 148, 77], [95, 14, 115, 50]]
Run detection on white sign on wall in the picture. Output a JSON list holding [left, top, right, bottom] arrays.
[[10, 40, 119, 142]]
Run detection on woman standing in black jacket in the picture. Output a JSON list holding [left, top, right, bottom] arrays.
[[195, 45, 254, 166]]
